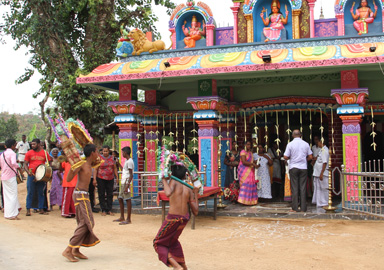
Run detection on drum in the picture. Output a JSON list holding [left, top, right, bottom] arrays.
[[35, 164, 53, 182]]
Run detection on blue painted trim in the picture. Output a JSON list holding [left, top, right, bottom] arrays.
[[200, 139, 212, 187]]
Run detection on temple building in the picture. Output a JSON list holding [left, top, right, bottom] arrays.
[[77, 0, 384, 203]]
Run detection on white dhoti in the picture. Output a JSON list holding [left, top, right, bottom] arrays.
[[312, 176, 329, 207], [18, 154, 26, 162], [2, 177, 21, 219]]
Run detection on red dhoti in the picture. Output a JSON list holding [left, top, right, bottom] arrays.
[[61, 187, 76, 217], [153, 213, 189, 266], [68, 191, 100, 248]]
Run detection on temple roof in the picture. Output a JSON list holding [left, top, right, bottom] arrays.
[[77, 35, 384, 93]]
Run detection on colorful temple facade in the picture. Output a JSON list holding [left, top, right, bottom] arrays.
[[77, 0, 384, 201]]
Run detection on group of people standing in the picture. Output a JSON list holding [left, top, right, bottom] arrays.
[[0, 136, 135, 223], [224, 129, 330, 212]]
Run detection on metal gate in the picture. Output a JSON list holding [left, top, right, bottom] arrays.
[[132, 165, 207, 210], [340, 160, 384, 218]]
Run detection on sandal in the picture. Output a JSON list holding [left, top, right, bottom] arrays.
[[39, 211, 49, 215]]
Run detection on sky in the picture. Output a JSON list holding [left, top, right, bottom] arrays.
[[0, 0, 334, 115]]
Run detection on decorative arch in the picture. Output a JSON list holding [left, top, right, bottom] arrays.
[[168, 1, 216, 49], [243, 0, 302, 15]]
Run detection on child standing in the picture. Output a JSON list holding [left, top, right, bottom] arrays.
[[114, 146, 134, 225], [153, 165, 199, 270]]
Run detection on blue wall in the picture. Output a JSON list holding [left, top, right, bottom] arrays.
[[253, 0, 292, 42]]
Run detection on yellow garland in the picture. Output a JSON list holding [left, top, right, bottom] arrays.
[[226, 112, 230, 155], [243, 111, 247, 142], [370, 106, 377, 151], [286, 110, 291, 143], [183, 114, 186, 154], [319, 108, 324, 144], [234, 112, 238, 150], [264, 111, 268, 151], [275, 111, 281, 156], [300, 109, 303, 133]]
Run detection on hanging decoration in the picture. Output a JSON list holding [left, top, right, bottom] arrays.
[[370, 106, 377, 151], [275, 111, 281, 156], [183, 114, 186, 154], [218, 112, 223, 153], [243, 111, 247, 142], [175, 113, 179, 151], [143, 116, 149, 153], [309, 110, 313, 148], [226, 112, 230, 155], [155, 114, 160, 155], [254, 112, 258, 149], [319, 108, 324, 144], [168, 114, 174, 148], [234, 112, 238, 150], [264, 111, 268, 152], [162, 114, 167, 146], [136, 116, 141, 157], [300, 109, 303, 133], [286, 110, 291, 143], [329, 105, 335, 154], [191, 115, 198, 154]]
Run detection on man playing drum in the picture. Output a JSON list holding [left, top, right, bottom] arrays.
[[62, 144, 100, 262], [24, 138, 52, 216]]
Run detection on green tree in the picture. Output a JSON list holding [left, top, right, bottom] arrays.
[[0, 115, 19, 141], [1, 0, 175, 145]]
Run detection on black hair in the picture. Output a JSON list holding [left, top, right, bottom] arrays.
[[102, 145, 110, 150], [357, 0, 372, 9], [112, 150, 119, 156], [84, 144, 97, 157], [32, 138, 41, 144], [5, 139, 16, 148], [171, 165, 187, 180], [121, 146, 131, 156], [22, 135, 26, 137]]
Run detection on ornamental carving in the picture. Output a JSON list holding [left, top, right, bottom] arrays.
[[108, 101, 147, 115], [331, 88, 369, 106], [187, 96, 228, 111]]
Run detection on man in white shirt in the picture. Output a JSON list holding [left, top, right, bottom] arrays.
[[284, 130, 313, 212], [113, 146, 134, 225], [312, 139, 329, 207], [16, 135, 30, 168]]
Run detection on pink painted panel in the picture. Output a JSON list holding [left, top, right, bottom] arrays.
[[345, 135, 359, 201]]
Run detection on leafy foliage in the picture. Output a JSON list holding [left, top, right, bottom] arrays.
[[1, 0, 175, 144], [0, 114, 19, 141]]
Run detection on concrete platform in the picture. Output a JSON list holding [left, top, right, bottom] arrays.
[[102, 197, 384, 221]]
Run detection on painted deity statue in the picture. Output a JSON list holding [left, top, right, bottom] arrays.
[[182, 15, 206, 48], [350, 0, 378, 35], [260, 0, 289, 42]]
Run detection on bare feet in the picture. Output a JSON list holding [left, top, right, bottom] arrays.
[[62, 249, 79, 262], [107, 212, 115, 216], [26, 210, 31, 216], [6, 217, 20, 220], [119, 220, 132, 225], [39, 210, 49, 215], [101, 212, 106, 216], [289, 209, 297, 212], [72, 249, 88, 260], [113, 218, 124, 222]]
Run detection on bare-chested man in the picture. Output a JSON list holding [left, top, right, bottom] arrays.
[[153, 165, 199, 270], [62, 144, 100, 262]]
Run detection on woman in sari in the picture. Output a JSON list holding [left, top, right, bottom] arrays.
[[238, 141, 258, 205], [49, 148, 63, 211]]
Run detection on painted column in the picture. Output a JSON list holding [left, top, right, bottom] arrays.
[[244, 14, 254, 43], [230, 2, 241, 44], [109, 101, 147, 196], [292, 9, 301, 39], [206, 24, 215, 46], [187, 96, 227, 187], [336, 13, 344, 36], [307, 0, 316, 38], [169, 28, 176, 50], [331, 88, 369, 202], [220, 121, 236, 187]]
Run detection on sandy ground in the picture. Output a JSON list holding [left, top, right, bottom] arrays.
[[0, 183, 384, 270]]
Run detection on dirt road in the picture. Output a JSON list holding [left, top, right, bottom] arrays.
[[1, 208, 383, 270]]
